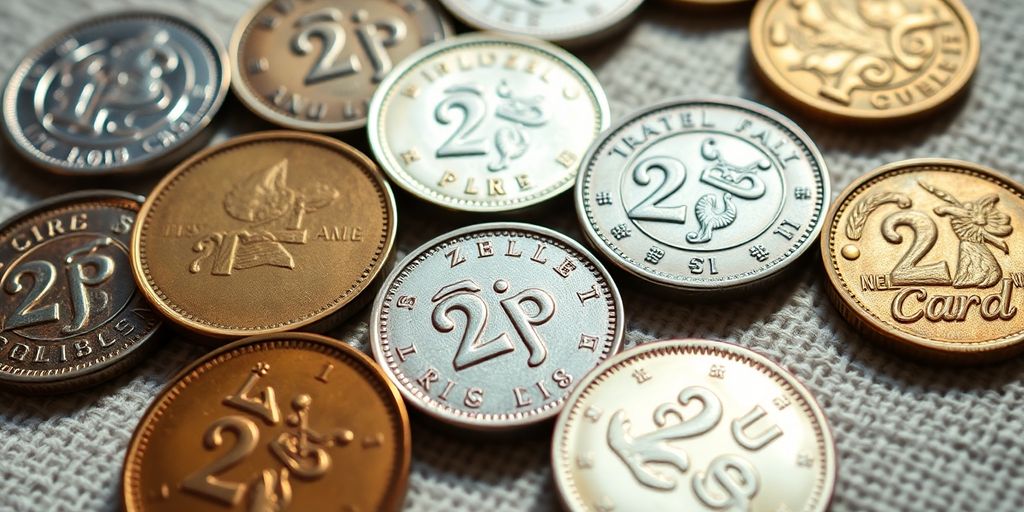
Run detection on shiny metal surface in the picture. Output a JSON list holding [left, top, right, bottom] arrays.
[[437, 0, 643, 45]]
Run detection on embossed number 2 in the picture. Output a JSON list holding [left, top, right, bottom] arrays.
[[181, 416, 260, 506], [627, 156, 689, 224], [881, 210, 952, 285], [434, 86, 488, 159], [292, 8, 407, 85]]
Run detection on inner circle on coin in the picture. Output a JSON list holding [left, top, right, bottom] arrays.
[[552, 339, 836, 512], [230, 0, 451, 132], [2, 11, 229, 175], [371, 222, 623, 430], [368, 34, 610, 212], [437, 0, 642, 44], [576, 97, 829, 292]]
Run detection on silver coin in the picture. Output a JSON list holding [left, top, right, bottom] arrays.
[[370, 222, 624, 431], [575, 97, 830, 294], [552, 339, 837, 512], [437, 0, 642, 45], [368, 34, 610, 213], [2, 10, 229, 176]]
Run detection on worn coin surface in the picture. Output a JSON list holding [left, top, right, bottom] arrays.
[[123, 332, 410, 512], [576, 97, 829, 294], [371, 222, 623, 431], [2, 10, 229, 175], [750, 0, 980, 123], [131, 131, 395, 339], [437, 0, 641, 45], [823, 159, 1024, 361], [552, 339, 837, 512], [230, 0, 451, 132], [0, 191, 161, 393], [368, 34, 610, 213]]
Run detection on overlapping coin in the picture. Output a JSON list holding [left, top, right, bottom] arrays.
[[437, 0, 642, 45]]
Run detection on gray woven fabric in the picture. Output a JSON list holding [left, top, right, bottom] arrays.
[[1, 0, 1023, 510]]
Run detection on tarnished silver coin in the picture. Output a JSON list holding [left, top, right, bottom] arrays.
[[2, 11, 229, 175], [552, 339, 837, 512], [436, 0, 642, 45], [371, 222, 624, 431], [575, 97, 830, 294], [368, 34, 610, 213]]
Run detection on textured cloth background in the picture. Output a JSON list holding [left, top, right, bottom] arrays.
[[0, 0, 1023, 510]]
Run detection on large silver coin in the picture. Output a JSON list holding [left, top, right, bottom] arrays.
[[576, 97, 830, 294], [552, 339, 837, 512], [436, 0, 642, 46], [368, 34, 610, 213], [371, 222, 624, 431], [2, 11, 229, 176]]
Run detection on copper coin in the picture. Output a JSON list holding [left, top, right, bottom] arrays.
[[0, 191, 162, 393], [122, 332, 410, 511], [822, 159, 1024, 361], [750, 0, 980, 123], [230, 0, 451, 132], [131, 131, 396, 339]]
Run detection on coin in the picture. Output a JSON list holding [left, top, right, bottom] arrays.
[[822, 159, 1024, 361], [370, 222, 624, 431], [122, 332, 410, 512], [436, 0, 641, 45], [1, 10, 229, 175], [576, 97, 830, 295], [0, 191, 162, 393], [750, 0, 980, 123], [131, 131, 396, 339], [552, 339, 837, 512], [230, 0, 451, 132], [368, 34, 610, 213]]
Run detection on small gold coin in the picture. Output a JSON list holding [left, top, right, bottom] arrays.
[[822, 159, 1024, 361], [750, 0, 980, 123], [131, 131, 396, 339]]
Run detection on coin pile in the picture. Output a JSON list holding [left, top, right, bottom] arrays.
[[0, 0, 1003, 510]]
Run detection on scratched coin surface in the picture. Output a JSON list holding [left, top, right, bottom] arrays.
[[750, 0, 980, 122], [368, 34, 610, 213], [0, 191, 161, 393], [576, 97, 829, 294], [2, 11, 229, 175], [131, 131, 395, 339], [122, 332, 410, 512], [823, 159, 1024, 361], [552, 339, 837, 512], [436, 0, 641, 45], [371, 222, 623, 431], [230, 0, 451, 132]]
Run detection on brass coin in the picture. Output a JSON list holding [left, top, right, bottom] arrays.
[[0, 191, 162, 393], [122, 332, 411, 512], [230, 0, 451, 132], [750, 0, 980, 123], [131, 131, 396, 339], [822, 159, 1024, 361]]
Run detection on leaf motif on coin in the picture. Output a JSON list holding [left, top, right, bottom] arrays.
[[845, 191, 912, 240]]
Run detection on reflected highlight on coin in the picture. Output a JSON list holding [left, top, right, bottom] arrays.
[[437, 0, 642, 45]]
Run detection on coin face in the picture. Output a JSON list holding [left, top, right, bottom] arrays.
[[552, 339, 837, 512], [122, 332, 410, 512], [371, 222, 624, 431], [368, 34, 610, 213], [1, 11, 229, 175], [823, 159, 1024, 361], [436, 0, 641, 45], [131, 131, 396, 339], [576, 97, 829, 294], [750, 0, 980, 122], [230, 0, 451, 132]]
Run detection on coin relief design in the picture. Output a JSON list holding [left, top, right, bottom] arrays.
[[372, 223, 623, 430], [437, 0, 642, 45]]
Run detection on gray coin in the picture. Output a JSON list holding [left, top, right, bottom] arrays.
[[2, 10, 229, 176], [575, 97, 830, 294], [371, 222, 624, 431], [437, 0, 642, 46]]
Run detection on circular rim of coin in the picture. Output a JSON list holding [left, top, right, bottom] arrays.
[[130, 130, 397, 338], [551, 338, 838, 512], [749, 0, 980, 123], [821, 157, 1024, 359], [367, 32, 611, 213], [370, 221, 625, 431], [575, 95, 830, 294], [121, 331, 412, 512], [1, 9, 230, 175], [436, 0, 642, 45], [0, 190, 160, 392]]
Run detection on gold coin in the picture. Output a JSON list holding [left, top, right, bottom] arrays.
[[122, 332, 411, 512], [131, 131, 396, 339], [750, 0, 980, 123], [822, 159, 1024, 361]]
